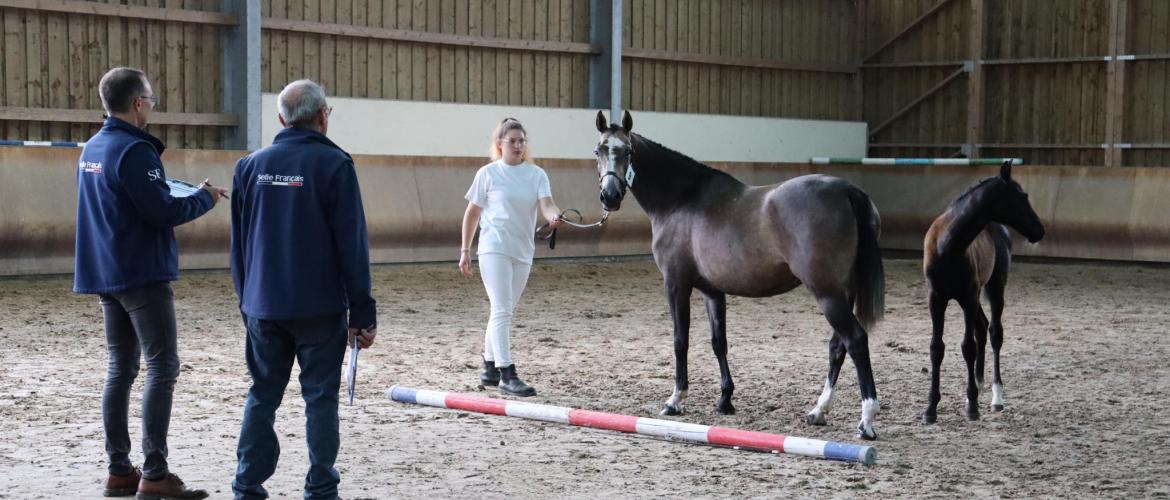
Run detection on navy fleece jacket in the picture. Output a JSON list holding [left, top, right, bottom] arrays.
[[230, 127, 376, 329], [74, 117, 215, 294]]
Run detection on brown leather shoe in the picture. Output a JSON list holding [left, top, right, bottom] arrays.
[[103, 467, 141, 497], [135, 473, 208, 500]]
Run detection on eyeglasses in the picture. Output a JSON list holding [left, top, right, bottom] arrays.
[[139, 95, 158, 106], [503, 139, 527, 147], [323, 106, 333, 117]]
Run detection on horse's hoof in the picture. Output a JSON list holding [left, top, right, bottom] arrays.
[[921, 412, 937, 424], [991, 404, 1004, 412], [715, 402, 736, 415], [856, 424, 878, 441], [966, 409, 981, 421], [660, 404, 683, 416], [806, 412, 827, 426]]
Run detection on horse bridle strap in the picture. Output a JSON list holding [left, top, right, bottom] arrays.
[[600, 170, 627, 190], [535, 209, 611, 249]]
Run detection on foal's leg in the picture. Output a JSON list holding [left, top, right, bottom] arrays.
[[958, 296, 986, 421], [806, 333, 846, 426], [817, 295, 880, 440], [974, 307, 989, 387], [702, 291, 735, 415], [661, 280, 693, 416], [923, 291, 947, 424], [986, 275, 1008, 412]]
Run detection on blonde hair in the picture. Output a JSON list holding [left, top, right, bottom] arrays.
[[489, 117, 531, 162]]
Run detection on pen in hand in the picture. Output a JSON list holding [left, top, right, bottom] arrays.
[[199, 177, 229, 199]]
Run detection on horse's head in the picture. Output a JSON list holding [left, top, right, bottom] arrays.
[[594, 110, 635, 211], [989, 160, 1045, 243]]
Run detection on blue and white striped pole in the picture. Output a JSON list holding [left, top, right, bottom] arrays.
[[0, 140, 86, 148]]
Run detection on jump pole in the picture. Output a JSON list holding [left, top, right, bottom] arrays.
[[387, 385, 876, 465], [810, 157, 1022, 166], [0, 140, 85, 148]]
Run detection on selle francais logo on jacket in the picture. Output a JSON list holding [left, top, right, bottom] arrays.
[[78, 160, 103, 174], [256, 173, 304, 187]]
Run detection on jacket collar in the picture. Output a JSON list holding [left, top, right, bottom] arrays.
[[102, 117, 166, 154], [273, 127, 349, 157]]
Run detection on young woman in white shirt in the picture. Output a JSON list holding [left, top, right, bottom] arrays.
[[459, 117, 563, 397]]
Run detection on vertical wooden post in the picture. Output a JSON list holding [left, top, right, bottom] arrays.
[[1104, 0, 1128, 167], [587, 0, 613, 110], [610, 0, 622, 119], [223, 0, 261, 150], [965, 0, 986, 159], [853, 0, 866, 123]]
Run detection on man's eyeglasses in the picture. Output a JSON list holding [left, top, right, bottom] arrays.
[[324, 106, 333, 117], [139, 95, 158, 106]]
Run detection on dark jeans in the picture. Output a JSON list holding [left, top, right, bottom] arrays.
[[232, 313, 347, 500], [99, 282, 179, 481]]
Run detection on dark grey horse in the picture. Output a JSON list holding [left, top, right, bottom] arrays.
[[593, 111, 886, 439]]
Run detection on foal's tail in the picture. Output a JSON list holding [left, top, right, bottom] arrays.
[[849, 187, 885, 331]]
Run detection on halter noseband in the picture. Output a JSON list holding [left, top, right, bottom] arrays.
[[599, 170, 628, 194], [598, 140, 635, 195]]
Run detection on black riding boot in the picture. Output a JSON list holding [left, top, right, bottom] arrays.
[[498, 364, 536, 397], [480, 360, 500, 386]]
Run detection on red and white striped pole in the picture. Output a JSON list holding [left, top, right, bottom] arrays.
[[387, 385, 876, 465]]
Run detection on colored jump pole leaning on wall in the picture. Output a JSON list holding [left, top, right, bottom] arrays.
[[0, 140, 85, 148], [387, 385, 876, 465], [810, 157, 1023, 166]]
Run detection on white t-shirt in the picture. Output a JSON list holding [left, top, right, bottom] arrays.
[[465, 159, 552, 264]]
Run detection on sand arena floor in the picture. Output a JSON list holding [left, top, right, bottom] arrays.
[[1, 257, 1168, 498]]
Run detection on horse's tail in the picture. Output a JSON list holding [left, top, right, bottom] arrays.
[[849, 187, 885, 331]]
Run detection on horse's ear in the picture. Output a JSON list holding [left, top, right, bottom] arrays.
[[621, 110, 633, 131], [595, 110, 608, 133], [1000, 160, 1012, 181]]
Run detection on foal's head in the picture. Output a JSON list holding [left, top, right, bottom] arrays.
[[593, 110, 635, 211], [978, 161, 1046, 243]]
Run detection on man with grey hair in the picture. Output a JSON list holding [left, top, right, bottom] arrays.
[[229, 79, 377, 500]]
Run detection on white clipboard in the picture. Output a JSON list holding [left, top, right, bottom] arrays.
[[165, 178, 202, 198]]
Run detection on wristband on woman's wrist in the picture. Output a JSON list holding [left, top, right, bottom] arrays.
[[460, 248, 471, 253]]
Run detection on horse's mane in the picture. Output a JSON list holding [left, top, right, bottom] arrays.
[[950, 176, 1002, 208], [629, 132, 737, 183]]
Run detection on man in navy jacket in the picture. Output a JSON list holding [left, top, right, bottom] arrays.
[[230, 79, 377, 500], [75, 67, 225, 499]]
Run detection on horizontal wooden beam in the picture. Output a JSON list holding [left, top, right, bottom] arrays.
[[978, 143, 1106, 149], [864, 54, 1170, 70], [863, 0, 956, 63], [983, 56, 1111, 65], [623, 48, 857, 74], [868, 67, 965, 139], [0, 107, 238, 126], [869, 142, 965, 148], [862, 60, 967, 69], [1115, 143, 1170, 149], [0, 0, 236, 25], [262, 18, 599, 55], [1129, 53, 1170, 61]]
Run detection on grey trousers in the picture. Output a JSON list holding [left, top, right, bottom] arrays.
[[99, 282, 180, 481]]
